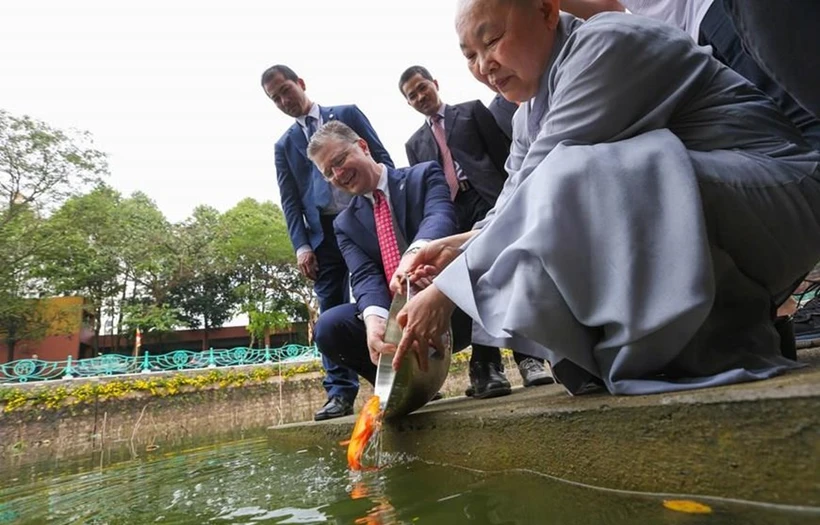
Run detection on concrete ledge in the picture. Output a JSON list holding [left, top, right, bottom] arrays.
[[270, 349, 820, 507]]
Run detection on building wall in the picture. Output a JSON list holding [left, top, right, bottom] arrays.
[[0, 297, 88, 364], [1, 310, 309, 364]]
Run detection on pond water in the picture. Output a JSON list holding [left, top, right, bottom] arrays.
[[0, 436, 816, 524]]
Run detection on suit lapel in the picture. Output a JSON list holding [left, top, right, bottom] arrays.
[[444, 104, 457, 142], [320, 105, 336, 126], [290, 117, 327, 206], [387, 168, 408, 239], [290, 124, 309, 162], [352, 196, 378, 247]]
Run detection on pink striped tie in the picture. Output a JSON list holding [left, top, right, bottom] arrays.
[[430, 114, 460, 201]]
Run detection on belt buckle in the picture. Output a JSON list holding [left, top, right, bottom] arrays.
[[458, 180, 470, 192]]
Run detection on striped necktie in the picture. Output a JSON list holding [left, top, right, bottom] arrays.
[[372, 190, 401, 287], [305, 115, 318, 139], [430, 114, 460, 201]]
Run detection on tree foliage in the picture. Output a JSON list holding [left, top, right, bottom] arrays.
[[218, 199, 308, 346], [0, 110, 107, 360], [0, 109, 107, 222], [0, 110, 310, 359]]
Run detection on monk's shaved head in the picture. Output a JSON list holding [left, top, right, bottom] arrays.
[[455, 0, 559, 102], [456, 0, 536, 23]]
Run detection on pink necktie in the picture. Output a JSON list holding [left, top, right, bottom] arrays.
[[430, 114, 460, 201], [373, 190, 402, 287]]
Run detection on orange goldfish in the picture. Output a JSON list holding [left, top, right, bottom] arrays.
[[347, 395, 383, 470]]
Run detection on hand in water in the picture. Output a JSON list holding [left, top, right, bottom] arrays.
[[394, 284, 456, 372]]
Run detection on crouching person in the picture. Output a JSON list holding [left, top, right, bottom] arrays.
[[310, 121, 512, 399]]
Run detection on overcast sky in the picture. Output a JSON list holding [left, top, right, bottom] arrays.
[[0, 0, 496, 223]]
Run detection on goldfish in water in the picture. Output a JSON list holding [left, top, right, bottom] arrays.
[[347, 395, 383, 470]]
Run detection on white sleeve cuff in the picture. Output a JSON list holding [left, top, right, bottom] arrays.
[[296, 245, 313, 257], [406, 239, 430, 254], [363, 306, 389, 320]]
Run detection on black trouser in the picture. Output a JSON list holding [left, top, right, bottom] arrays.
[[313, 215, 359, 402]]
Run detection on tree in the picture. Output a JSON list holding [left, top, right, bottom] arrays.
[[118, 192, 176, 305], [268, 263, 314, 324], [121, 302, 181, 355], [0, 110, 107, 225], [165, 206, 240, 349], [0, 110, 107, 361], [217, 199, 300, 347], [38, 185, 124, 352]]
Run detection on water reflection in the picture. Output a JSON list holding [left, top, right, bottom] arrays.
[[0, 437, 815, 524], [347, 470, 399, 525]]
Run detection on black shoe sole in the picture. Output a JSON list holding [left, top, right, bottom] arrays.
[[795, 330, 820, 342], [314, 410, 353, 422], [473, 385, 512, 399], [522, 377, 556, 388]]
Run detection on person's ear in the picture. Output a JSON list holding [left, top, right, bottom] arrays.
[[542, 0, 560, 30], [358, 138, 371, 156], [534, 0, 559, 29]]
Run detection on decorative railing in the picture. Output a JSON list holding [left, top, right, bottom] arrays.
[[0, 345, 320, 384]]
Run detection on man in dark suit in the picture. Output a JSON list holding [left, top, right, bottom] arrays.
[[261, 64, 395, 421], [308, 121, 508, 398], [399, 65, 553, 393], [488, 93, 518, 141]]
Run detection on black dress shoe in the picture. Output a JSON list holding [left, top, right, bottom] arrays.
[[468, 361, 512, 399], [314, 396, 354, 421], [551, 360, 605, 395]]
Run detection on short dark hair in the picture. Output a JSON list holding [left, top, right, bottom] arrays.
[[398, 65, 434, 95], [260, 64, 299, 88]]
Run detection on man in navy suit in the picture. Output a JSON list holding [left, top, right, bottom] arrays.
[[261, 64, 394, 420], [307, 121, 506, 396], [400, 65, 553, 394]]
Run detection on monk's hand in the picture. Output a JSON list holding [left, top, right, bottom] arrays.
[[297, 250, 319, 281], [389, 247, 422, 295], [393, 284, 456, 372], [364, 315, 395, 365], [390, 241, 462, 295]]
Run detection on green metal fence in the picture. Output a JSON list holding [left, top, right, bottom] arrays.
[[0, 345, 320, 384]]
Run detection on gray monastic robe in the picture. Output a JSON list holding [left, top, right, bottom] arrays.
[[436, 12, 820, 395]]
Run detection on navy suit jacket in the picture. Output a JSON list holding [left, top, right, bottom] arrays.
[[488, 93, 518, 141], [405, 100, 509, 208], [275, 104, 394, 252], [334, 162, 458, 314]]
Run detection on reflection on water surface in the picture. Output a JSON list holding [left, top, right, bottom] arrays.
[[0, 437, 815, 524]]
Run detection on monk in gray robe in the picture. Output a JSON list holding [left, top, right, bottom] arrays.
[[387, 0, 820, 395]]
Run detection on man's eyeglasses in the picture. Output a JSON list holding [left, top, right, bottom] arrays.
[[322, 148, 353, 179]]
